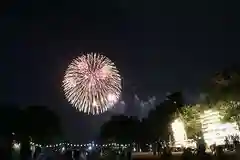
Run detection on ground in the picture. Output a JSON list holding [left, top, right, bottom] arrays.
[[132, 152, 182, 159], [132, 151, 237, 160]]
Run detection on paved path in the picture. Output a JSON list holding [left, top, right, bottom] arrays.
[[133, 152, 181, 159], [133, 152, 183, 156]]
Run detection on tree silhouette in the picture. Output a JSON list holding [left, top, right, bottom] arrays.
[[203, 66, 240, 129], [22, 105, 61, 144], [19, 105, 61, 160], [205, 65, 240, 102], [146, 92, 184, 141], [0, 104, 22, 135], [100, 115, 141, 144], [100, 92, 184, 145], [0, 104, 22, 160], [0, 104, 61, 160]]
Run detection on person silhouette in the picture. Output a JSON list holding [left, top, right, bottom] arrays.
[[73, 150, 79, 160], [157, 141, 162, 156], [196, 144, 211, 160], [215, 146, 224, 160], [181, 148, 193, 160]]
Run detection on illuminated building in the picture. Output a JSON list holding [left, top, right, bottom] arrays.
[[201, 109, 240, 146]]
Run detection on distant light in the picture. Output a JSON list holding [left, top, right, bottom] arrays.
[[88, 146, 92, 150], [13, 143, 20, 150]]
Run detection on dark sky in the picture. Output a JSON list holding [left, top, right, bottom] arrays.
[[1, 1, 240, 142]]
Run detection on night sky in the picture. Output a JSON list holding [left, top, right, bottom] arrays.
[[1, 1, 240, 142]]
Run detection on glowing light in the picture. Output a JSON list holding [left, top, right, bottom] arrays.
[[133, 147, 136, 152], [62, 147, 65, 152], [63, 52, 122, 115], [13, 143, 20, 150], [171, 118, 187, 147]]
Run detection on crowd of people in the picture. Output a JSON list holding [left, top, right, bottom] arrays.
[[146, 137, 240, 160], [3, 137, 240, 160]]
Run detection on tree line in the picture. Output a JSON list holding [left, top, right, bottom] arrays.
[[99, 65, 240, 146], [99, 92, 184, 146], [0, 105, 61, 159]]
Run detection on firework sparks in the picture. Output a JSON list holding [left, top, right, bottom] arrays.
[[63, 53, 122, 115]]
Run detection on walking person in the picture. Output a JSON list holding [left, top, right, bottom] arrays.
[[73, 150, 80, 160], [196, 144, 211, 160], [157, 141, 161, 156], [126, 146, 132, 160], [79, 149, 86, 160], [33, 147, 41, 160], [181, 148, 193, 160], [215, 146, 224, 160]]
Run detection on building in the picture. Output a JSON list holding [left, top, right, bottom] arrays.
[[201, 109, 239, 146]]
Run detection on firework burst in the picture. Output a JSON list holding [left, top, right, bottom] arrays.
[[63, 53, 122, 115]]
